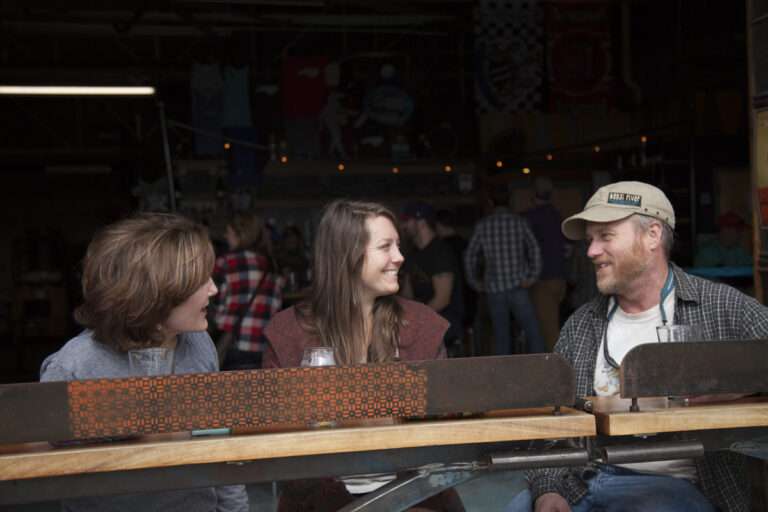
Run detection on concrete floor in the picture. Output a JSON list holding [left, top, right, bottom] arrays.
[[0, 469, 528, 512]]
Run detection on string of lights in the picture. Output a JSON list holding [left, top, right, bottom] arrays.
[[488, 121, 690, 176]]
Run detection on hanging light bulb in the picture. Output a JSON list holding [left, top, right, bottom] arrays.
[[593, 145, 601, 153], [392, 166, 400, 174], [522, 167, 531, 175], [495, 160, 503, 168], [280, 155, 288, 164], [444, 164, 453, 173], [337, 163, 345, 172], [546, 154, 553, 161]]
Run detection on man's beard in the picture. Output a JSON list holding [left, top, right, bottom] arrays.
[[596, 239, 649, 296]]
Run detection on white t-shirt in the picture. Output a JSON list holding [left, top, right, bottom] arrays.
[[593, 292, 698, 483], [593, 293, 675, 396]]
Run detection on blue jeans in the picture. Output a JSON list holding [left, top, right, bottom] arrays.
[[487, 288, 545, 354], [504, 464, 715, 512]]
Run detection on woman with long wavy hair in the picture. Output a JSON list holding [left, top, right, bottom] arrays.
[[264, 199, 464, 512]]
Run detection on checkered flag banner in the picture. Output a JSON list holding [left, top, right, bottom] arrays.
[[475, 0, 544, 113]]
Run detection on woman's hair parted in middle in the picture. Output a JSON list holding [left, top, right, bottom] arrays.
[[298, 199, 403, 365], [75, 212, 215, 351]]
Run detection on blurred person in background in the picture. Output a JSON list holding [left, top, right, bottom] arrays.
[[275, 224, 310, 287], [212, 211, 283, 370], [694, 211, 752, 268], [465, 188, 544, 355], [436, 208, 477, 355], [524, 177, 568, 351], [401, 201, 465, 356]]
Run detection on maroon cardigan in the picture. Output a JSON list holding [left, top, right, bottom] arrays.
[[263, 298, 464, 512], [263, 297, 449, 368]]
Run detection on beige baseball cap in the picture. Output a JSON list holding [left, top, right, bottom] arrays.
[[561, 181, 675, 240]]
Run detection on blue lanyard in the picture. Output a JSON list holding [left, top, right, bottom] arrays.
[[603, 268, 675, 369]]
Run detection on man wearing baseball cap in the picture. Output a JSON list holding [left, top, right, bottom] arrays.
[[515, 181, 768, 512]]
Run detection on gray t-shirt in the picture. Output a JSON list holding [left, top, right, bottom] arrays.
[[40, 330, 249, 512]]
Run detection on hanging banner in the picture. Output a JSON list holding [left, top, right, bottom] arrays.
[[475, 0, 544, 113], [546, 1, 616, 111]]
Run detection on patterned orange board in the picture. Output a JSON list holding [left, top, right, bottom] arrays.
[[68, 365, 427, 439], [0, 355, 576, 443]]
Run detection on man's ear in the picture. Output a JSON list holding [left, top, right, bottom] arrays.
[[647, 221, 663, 250]]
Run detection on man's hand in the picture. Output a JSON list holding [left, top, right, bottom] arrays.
[[534, 492, 571, 512]]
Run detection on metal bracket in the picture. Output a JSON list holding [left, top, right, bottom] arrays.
[[337, 463, 483, 512]]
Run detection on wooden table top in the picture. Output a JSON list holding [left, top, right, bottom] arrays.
[[0, 407, 594, 481], [592, 397, 768, 436]]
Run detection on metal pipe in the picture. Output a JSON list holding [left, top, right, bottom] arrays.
[[490, 448, 588, 470], [157, 100, 176, 212], [602, 441, 704, 464]]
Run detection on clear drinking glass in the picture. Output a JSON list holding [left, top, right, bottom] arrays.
[[656, 324, 704, 343], [301, 347, 336, 367], [656, 324, 704, 407], [301, 347, 336, 427], [128, 347, 175, 376]]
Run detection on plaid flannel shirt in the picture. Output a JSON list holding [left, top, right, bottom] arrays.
[[212, 249, 283, 353], [464, 208, 542, 293], [527, 263, 768, 512]]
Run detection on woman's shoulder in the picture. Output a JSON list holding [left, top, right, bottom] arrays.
[[177, 331, 218, 372], [395, 298, 449, 360], [50, 331, 112, 362], [265, 306, 301, 336], [396, 297, 449, 330], [40, 330, 123, 381], [263, 306, 315, 368]]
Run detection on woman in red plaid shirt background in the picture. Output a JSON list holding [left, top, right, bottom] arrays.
[[211, 211, 284, 370]]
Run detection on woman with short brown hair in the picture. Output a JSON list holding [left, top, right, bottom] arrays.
[[75, 212, 216, 351], [40, 212, 249, 512]]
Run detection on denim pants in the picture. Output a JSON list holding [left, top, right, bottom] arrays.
[[504, 464, 715, 512], [486, 288, 545, 354]]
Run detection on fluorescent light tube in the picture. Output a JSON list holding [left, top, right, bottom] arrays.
[[0, 86, 156, 96]]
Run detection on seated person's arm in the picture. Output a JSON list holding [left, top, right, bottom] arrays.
[[428, 272, 453, 312], [464, 237, 485, 292], [535, 492, 571, 512]]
